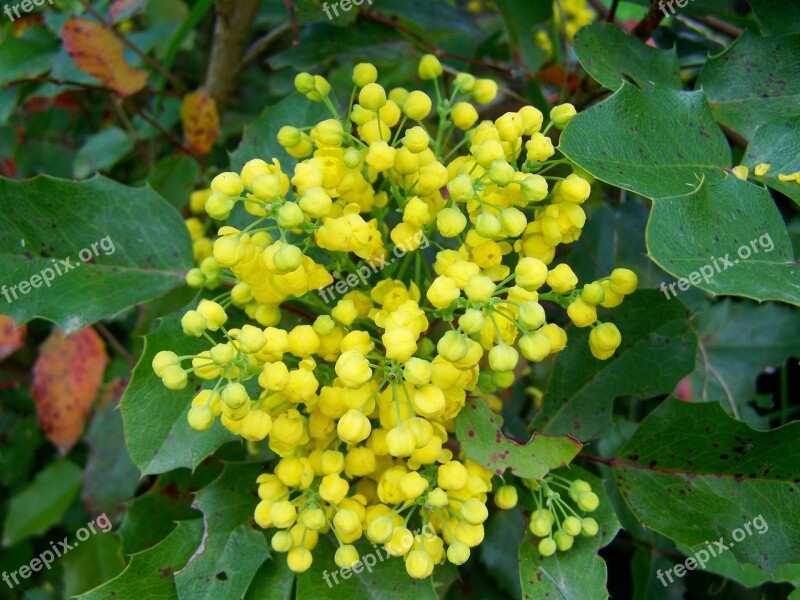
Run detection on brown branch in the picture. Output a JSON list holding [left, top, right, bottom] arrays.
[[242, 22, 291, 66], [695, 15, 744, 38], [122, 100, 191, 154], [78, 0, 184, 90], [607, 0, 620, 23], [284, 0, 298, 44], [94, 322, 136, 367], [203, 0, 261, 111], [632, 0, 667, 40], [360, 11, 514, 78]]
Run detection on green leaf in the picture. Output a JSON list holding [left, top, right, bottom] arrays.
[[230, 95, 330, 173], [573, 23, 682, 91], [296, 534, 440, 600], [647, 175, 800, 306], [612, 397, 800, 573], [121, 309, 235, 475], [2, 459, 82, 547], [687, 299, 800, 410], [118, 474, 200, 555], [698, 32, 800, 140], [73, 127, 135, 179], [559, 85, 730, 199], [519, 467, 621, 600], [62, 532, 126, 597], [455, 398, 583, 478], [82, 389, 142, 521], [532, 290, 697, 438], [493, 0, 551, 72], [147, 155, 202, 209], [481, 508, 525, 597], [77, 520, 204, 600], [0, 175, 192, 333], [376, 0, 483, 37], [244, 559, 295, 600], [747, 1, 800, 39], [175, 464, 268, 600], [0, 27, 59, 85], [742, 117, 800, 208]]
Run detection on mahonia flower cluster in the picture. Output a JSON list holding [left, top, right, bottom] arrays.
[[525, 474, 600, 556], [155, 55, 637, 578]]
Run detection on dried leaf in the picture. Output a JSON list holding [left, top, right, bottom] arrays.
[[61, 17, 148, 98], [32, 327, 109, 453], [0, 315, 26, 360], [181, 90, 220, 155]]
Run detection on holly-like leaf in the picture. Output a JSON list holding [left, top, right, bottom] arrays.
[[229, 94, 330, 172], [61, 17, 149, 97], [742, 117, 800, 208], [147, 155, 202, 209], [647, 175, 800, 306], [82, 380, 141, 521], [686, 300, 800, 410], [62, 532, 126, 597], [455, 398, 583, 478], [559, 85, 730, 199], [532, 290, 697, 438], [244, 559, 295, 600], [748, 0, 800, 36], [181, 90, 220, 155], [77, 520, 204, 600], [175, 464, 268, 600], [573, 23, 682, 91], [32, 327, 108, 453], [0, 315, 26, 360], [698, 32, 800, 140], [612, 397, 800, 573], [519, 467, 621, 600], [121, 309, 234, 475], [0, 175, 192, 333], [2, 459, 83, 547]]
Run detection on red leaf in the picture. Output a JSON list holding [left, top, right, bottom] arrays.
[[32, 328, 109, 453], [0, 315, 26, 360], [61, 17, 148, 98]]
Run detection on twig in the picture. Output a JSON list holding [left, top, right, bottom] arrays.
[[242, 22, 291, 66], [78, 0, 184, 90], [631, 0, 667, 40], [203, 0, 261, 110], [94, 322, 136, 367], [360, 11, 515, 78], [694, 15, 744, 38], [284, 0, 298, 44], [122, 100, 191, 154], [607, 0, 620, 23]]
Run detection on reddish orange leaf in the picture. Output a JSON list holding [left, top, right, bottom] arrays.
[[61, 17, 148, 98], [32, 328, 109, 453], [0, 315, 26, 361], [181, 90, 220, 155]]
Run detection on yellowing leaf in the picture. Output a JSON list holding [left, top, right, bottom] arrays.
[[0, 315, 26, 360], [61, 17, 148, 98], [32, 327, 109, 453], [181, 90, 220, 155]]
